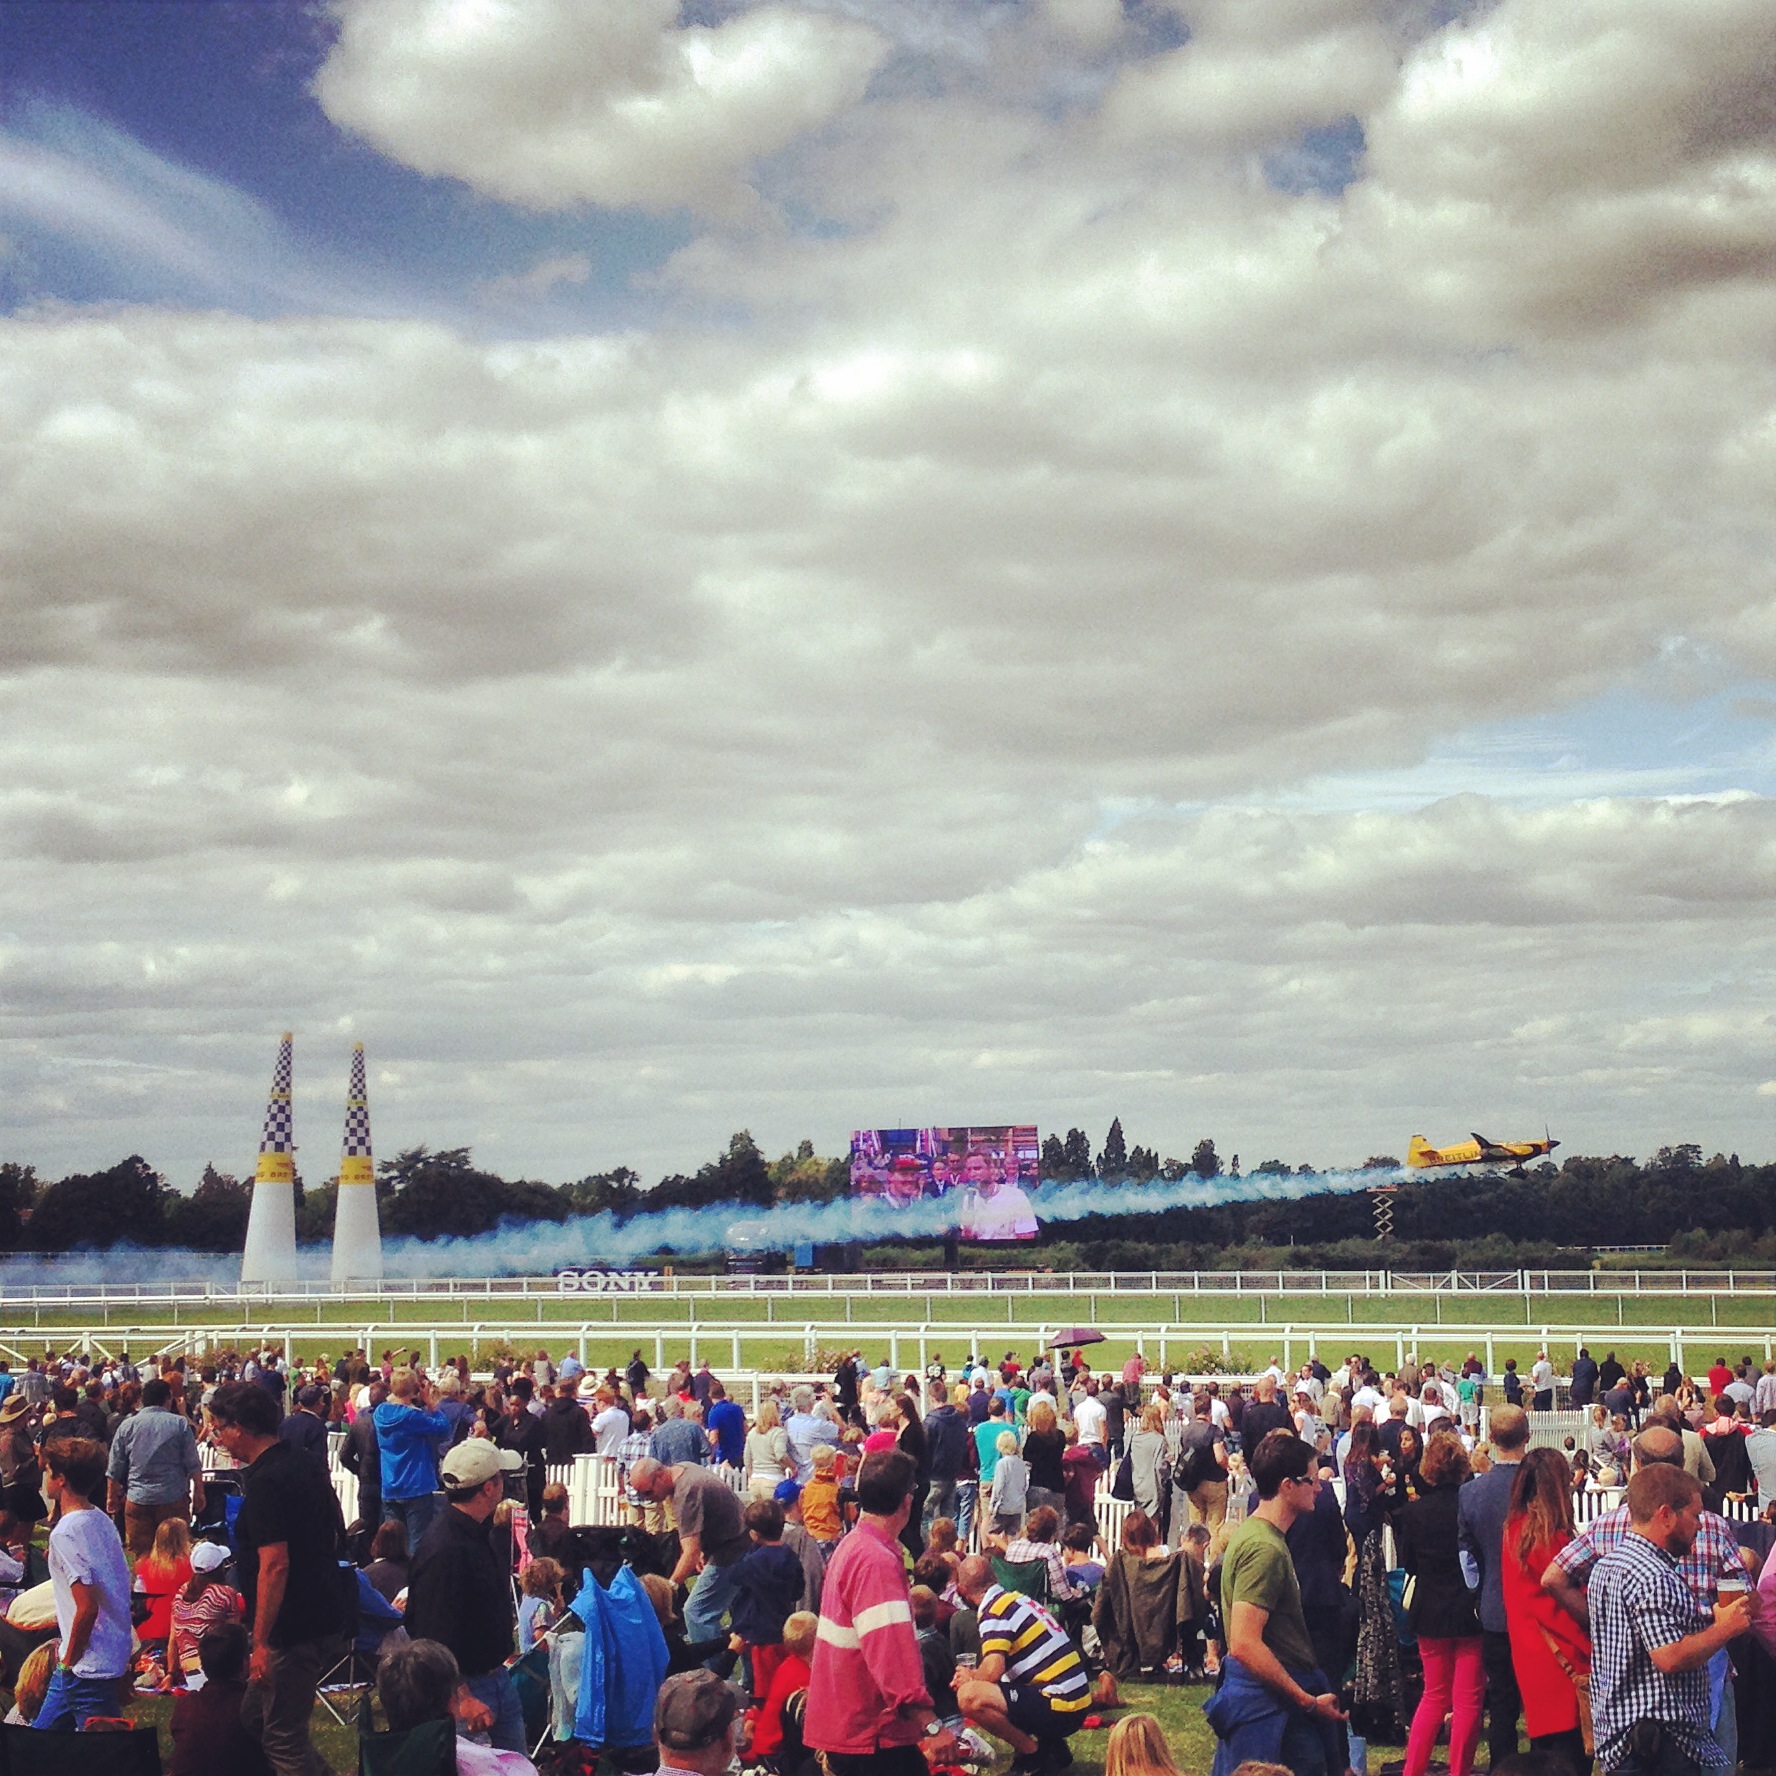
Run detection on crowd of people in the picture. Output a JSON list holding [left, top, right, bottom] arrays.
[[0, 1337, 1769, 1776]]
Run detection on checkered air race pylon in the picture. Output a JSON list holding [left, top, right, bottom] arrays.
[[331, 1042, 384, 1285], [240, 1032, 299, 1283]]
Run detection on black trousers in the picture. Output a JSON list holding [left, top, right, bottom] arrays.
[[1482, 1628, 1523, 1767], [823, 1746, 928, 1776], [1531, 1727, 1589, 1776]]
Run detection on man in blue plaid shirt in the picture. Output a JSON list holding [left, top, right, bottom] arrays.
[[1545, 1424, 1756, 1769], [1584, 1465, 1748, 1776]]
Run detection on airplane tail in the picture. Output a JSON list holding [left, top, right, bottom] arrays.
[[1406, 1135, 1433, 1168]]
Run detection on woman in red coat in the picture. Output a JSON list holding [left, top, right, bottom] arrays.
[[1499, 1448, 1592, 1776]]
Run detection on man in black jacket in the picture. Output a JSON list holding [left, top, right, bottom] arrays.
[[497, 1382, 547, 1514], [1570, 1348, 1599, 1409], [1238, 1376, 1293, 1452], [278, 1385, 331, 1459], [337, 1382, 384, 1561], [540, 1381, 594, 1466], [407, 1439, 525, 1752], [922, 1380, 978, 1545]]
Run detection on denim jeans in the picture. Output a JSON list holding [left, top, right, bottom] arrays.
[[34, 1666, 123, 1731], [685, 1558, 746, 1646], [925, 1478, 978, 1546], [382, 1490, 443, 1549], [464, 1666, 527, 1755]]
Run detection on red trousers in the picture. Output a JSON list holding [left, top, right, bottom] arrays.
[[1405, 1634, 1486, 1776]]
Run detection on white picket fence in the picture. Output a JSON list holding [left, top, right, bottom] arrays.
[[201, 1432, 1753, 1559]]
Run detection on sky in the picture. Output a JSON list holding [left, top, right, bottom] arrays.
[[3, 0, 1776, 1194]]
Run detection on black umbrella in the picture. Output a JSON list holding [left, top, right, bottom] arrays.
[[1047, 1328, 1105, 1351]]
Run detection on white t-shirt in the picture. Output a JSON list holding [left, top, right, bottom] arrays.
[[962, 1184, 1039, 1240], [1352, 1385, 1384, 1417], [1531, 1359, 1554, 1392], [48, 1506, 133, 1679], [1073, 1396, 1107, 1446], [1208, 1397, 1231, 1432], [591, 1406, 629, 1456]]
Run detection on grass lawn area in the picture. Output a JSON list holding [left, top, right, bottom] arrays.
[[107, 1678, 1221, 1776], [118, 1688, 361, 1771]]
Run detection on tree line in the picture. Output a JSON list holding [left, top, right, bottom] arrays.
[[0, 1130, 1764, 1263]]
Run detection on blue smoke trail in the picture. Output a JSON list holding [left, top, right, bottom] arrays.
[[0, 1167, 1405, 1284]]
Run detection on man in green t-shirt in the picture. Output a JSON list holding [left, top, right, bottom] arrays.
[[1206, 1429, 1348, 1776]]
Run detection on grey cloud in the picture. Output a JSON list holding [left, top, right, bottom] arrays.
[[5, 1, 1776, 1196], [6, 790, 1776, 1190]]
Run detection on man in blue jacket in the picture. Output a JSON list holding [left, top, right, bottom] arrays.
[[1456, 1403, 1529, 1769], [373, 1369, 451, 1551]]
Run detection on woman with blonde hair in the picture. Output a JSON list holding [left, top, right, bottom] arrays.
[[1103, 1711, 1182, 1776], [744, 1396, 792, 1494], [134, 1515, 193, 1649], [1022, 1397, 1066, 1521]]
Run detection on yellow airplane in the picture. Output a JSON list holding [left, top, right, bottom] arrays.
[[1407, 1131, 1559, 1178]]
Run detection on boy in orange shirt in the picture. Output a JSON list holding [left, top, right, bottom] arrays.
[[801, 1443, 843, 1548]]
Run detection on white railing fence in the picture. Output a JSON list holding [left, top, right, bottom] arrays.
[[7, 1267, 1776, 1310]]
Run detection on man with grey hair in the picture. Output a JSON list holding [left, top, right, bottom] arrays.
[[1544, 1423, 1756, 1773], [377, 1638, 537, 1774], [787, 1385, 839, 1485]]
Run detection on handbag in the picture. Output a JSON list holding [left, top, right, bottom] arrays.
[[1109, 1452, 1135, 1502], [1539, 1626, 1595, 1755]]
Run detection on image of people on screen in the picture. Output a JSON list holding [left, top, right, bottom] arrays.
[[956, 1147, 1038, 1240]]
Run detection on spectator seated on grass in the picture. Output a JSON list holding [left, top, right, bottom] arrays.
[[376, 1636, 538, 1775], [169, 1623, 272, 1776], [2, 1641, 55, 1725]]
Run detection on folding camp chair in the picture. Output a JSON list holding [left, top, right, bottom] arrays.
[[0, 1721, 161, 1775], [989, 1554, 1050, 1603], [356, 1715, 455, 1776], [317, 1561, 378, 1729], [510, 1641, 552, 1759]]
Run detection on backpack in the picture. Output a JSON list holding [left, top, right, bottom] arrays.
[[1175, 1425, 1216, 1493]]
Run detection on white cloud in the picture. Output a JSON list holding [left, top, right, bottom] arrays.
[[313, 0, 889, 216], [1103, 0, 1400, 147], [4, 0, 1776, 1186]]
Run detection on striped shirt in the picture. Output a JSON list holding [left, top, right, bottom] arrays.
[[1553, 1501, 1749, 1605], [977, 1585, 1090, 1711], [1589, 1531, 1721, 1771]]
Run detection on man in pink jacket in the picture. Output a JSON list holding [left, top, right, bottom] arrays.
[[807, 1448, 963, 1776]]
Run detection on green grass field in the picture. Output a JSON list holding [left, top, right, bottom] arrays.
[[6, 1279, 1773, 1379]]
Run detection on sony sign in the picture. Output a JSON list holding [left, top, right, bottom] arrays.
[[554, 1266, 662, 1294]]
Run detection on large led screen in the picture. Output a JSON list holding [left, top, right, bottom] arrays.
[[849, 1125, 1040, 1241]]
